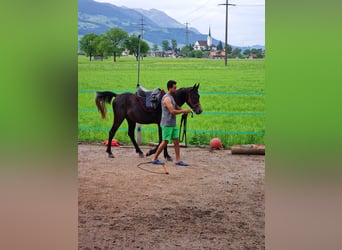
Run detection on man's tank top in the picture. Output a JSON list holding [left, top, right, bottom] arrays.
[[160, 93, 176, 126]]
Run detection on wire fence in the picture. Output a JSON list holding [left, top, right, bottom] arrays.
[[78, 90, 265, 144]]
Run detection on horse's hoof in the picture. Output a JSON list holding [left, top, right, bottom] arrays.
[[165, 156, 173, 162], [108, 154, 115, 158], [139, 153, 144, 158], [145, 152, 151, 157]]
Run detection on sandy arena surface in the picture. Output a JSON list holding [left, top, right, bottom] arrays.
[[78, 144, 265, 249]]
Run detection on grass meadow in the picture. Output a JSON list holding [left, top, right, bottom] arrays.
[[78, 55, 265, 147]]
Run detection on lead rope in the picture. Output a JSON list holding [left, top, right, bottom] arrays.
[[179, 112, 193, 147]]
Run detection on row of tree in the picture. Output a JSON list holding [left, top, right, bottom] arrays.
[[79, 27, 149, 61], [79, 27, 264, 61], [180, 44, 264, 59], [152, 40, 178, 52]]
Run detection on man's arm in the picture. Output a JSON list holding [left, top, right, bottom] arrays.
[[163, 97, 191, 115]]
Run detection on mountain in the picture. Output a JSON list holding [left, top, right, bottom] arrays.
[[78, 0, 215, 47], [133, 8, 184, 29], [78, 0, 264, 50]]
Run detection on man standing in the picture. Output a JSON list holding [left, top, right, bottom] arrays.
[[151, 80, 192, 166]]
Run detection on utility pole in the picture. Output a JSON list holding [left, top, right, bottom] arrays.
[[137, 15, 145, 145], [219, 0, 236, 66], [137, 34, 141, 85], [137, 15, 145, 85]]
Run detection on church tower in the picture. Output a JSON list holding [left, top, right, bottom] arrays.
[[207, 26, 213, 47]]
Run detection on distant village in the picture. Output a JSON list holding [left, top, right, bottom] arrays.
[[80, 26, 264, 61], [147, 27, 264, 59]]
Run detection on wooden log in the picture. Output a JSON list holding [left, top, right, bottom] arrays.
[[231, 144, 265, 155]]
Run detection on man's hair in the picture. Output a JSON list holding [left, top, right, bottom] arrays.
[[167, 80, 177, 90]]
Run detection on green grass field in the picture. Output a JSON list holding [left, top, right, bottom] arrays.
[[78, 55, 265, 147]]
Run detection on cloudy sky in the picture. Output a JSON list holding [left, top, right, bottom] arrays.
[[95, 0, 265, 46]]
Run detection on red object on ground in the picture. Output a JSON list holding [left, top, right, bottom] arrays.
[[103, 139, 119, 146], [210, 138, 222, 149]]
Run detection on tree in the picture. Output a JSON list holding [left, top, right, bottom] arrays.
[[180, 46, 190, 57], [232, 48, 241, 58], [171, 39, 177, 51], [255, 49, 264, 58], [217, 41, 223, 51], [79, 33, 98, 61], [105, 27, 128, 62], [188, 43, 194, 51], [250, 48, 264, 58], [193, 50, 203, 58], [243, 49, 251, 57], [162, 40, 169, 51], [152, 44, 159, 52], [124, 34, 150, 61], [94, 34, 110, 60], [225, 44, 233, 54]]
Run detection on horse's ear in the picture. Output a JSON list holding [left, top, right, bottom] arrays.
[[196, 83, 200, 89]]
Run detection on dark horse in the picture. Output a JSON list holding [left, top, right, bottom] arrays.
[[95, 84, 202, 159]]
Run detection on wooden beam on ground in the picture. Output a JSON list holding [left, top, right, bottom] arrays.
[[231, 144, 265, 155]]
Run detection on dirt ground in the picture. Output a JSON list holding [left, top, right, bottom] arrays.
[[78, 143, 265, 250]]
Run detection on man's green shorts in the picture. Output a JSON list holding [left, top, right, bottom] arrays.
[[161, 126, 179, 141]]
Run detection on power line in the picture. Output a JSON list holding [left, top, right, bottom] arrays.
[[180, 1, 263, 45], [186, 4, 219, 25], [139, 15, 145, 39], [177, 0, 212, 21], [184, 22, 190, 47], [235, 4, 264, 7], [132, 16, 145, 38]]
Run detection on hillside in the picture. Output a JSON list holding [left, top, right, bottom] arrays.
[[78, 0, 264, 50]]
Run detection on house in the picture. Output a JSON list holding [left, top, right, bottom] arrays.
[[193, 27, 217, 51], [209, 50, 226, 59], [194, 40, 208, 51], [249, 53, 257, 59], [122, 50, 130, 56]]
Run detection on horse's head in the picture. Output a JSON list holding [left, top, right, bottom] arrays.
[[186, 83, 202, 114]]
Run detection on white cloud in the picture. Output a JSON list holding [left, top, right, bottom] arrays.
[[94, 0, 265, 46]]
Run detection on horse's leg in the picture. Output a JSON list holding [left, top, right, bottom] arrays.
[[146, 124, 160, 157], [144, 124, 172, 161], [158, 125, 172, 161], [145, 124, 173, 161], [106, 111, 125, 158], [127, 119, 144, 158], [163, 145, 172, 161], [146, 147, 157, 157]]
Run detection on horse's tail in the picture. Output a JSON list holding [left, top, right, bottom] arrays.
[[95, 91, 117, 119]]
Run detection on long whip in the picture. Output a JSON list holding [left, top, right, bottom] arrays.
[[136, 161, 169, 175]]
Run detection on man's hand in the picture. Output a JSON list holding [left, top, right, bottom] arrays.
[[182, 109, 192, 114]]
